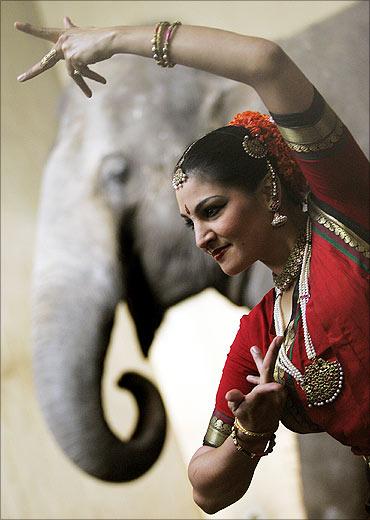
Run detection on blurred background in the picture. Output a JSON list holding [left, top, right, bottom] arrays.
[[1, 1, 365, 519]]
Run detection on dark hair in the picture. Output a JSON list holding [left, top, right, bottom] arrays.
[[177, 126, 271, 195], [175, 125, 300, 202]]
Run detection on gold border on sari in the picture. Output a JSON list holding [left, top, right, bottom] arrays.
[[273, 320, 296, 384], [276, 103, 344, 153], [203, 415, 232, 447], [309, 199, 370, 259]]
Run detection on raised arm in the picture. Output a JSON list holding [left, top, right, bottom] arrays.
[[15, 17, 314, 113]]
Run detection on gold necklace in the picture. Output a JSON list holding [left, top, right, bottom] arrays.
[[275, 219, 344, 407], [272, 227, 307, 292]]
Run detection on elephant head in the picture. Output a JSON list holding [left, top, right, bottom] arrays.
[[32, 56, 271, 482]]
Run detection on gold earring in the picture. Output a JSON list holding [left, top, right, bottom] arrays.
[[267, 160, 288, 227]]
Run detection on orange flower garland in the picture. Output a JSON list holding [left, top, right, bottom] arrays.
[[228, 111, 308, 200]]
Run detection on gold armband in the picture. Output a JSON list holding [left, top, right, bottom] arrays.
[[203, 415, 232, 448], [276, 102, 344, 153]]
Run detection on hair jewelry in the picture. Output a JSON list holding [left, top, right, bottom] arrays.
[[229, 111, 308, 202], [242, 133, 287, 227], [172, 167, 188, 190]]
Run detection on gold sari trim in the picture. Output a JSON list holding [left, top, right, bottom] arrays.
[[273, 320, 296, 384], [203, 415, 232, 447], [309, 199, 370, 259], [276, 103, 344, 153]]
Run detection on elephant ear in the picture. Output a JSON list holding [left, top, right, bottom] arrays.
[[197, 78, 267, 132]]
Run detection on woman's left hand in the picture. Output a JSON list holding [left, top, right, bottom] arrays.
[[15, 16, 114, 97]]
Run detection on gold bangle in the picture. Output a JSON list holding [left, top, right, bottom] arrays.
[[231, 426, 276, 459], [151, 21, 169, 66], [162, 21, 182, 67], [234, 417, 275, 439]]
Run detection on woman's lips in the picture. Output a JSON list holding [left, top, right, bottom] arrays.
[[211, 245, 230, 261]]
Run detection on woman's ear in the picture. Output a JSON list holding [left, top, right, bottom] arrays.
[[257, 172, 285, 211], [257, 173, 273, 209]]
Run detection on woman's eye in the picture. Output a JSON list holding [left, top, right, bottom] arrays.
[[205, 206, 221, 218]]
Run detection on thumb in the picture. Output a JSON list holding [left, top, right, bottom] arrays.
[[225, 388, 244, 414], [64, 16, 77, 29]]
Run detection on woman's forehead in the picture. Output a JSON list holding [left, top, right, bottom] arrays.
[[176, 177, 222, 206]]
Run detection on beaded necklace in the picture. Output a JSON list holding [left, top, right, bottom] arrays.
[[274, 218, 344, 407]]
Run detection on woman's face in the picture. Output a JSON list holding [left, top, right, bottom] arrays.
[[176, 176, 271, 276]]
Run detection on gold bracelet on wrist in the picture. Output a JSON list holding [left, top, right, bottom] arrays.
[[231, 426, 276, 459], [234, 417, 275, 439], [162, 21, 181, 67], [151, 21, 169, 66], [151, 20, 181, 68]]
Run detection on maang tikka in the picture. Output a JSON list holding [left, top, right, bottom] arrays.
[[172, 140, 197, 190], [242, 133, 288, 227]]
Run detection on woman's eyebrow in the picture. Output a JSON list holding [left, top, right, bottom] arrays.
[[180, 195, 225, 218], [194, 195, 225, 213]]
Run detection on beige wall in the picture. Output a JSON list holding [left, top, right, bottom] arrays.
[[1, 1, 359, 519]]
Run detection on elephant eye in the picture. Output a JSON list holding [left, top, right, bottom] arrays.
[[99, 152, 130, 186]]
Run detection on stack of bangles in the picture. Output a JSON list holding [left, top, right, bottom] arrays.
[[151, 21, 182, 67], [231, 417, 276, 459]]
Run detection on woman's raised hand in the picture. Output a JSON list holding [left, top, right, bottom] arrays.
[[226, 336, 286, 434], [15, 16, 115, 97]]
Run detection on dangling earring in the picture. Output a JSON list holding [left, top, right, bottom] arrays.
[[267, 160, 288, 227]]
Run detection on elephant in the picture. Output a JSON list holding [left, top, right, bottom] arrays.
[[32, 3, 368, 517], [32, 53, 274, 483]]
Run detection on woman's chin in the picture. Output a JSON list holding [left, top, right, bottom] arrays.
[[219, 259, 252, 277], [219, 263, 244, 277]]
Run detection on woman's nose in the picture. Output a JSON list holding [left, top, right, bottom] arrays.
[[194, 223, 216, 250]]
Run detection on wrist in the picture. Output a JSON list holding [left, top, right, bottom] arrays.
[[235, 430, 268, 452], [109, 26, 129, 55], [231, 426, 276, 459], [111, 25, 154, 58], [234, 417, 276, 438]]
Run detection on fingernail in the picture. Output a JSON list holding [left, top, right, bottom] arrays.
[[251, 346, 259, 355], [17, 74, 25, 81]]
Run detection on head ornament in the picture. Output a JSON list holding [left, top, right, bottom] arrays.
[[172, 167, 188, 190], [228, 111, 307, 202]]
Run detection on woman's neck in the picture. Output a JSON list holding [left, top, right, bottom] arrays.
[[263, 204, 307, 275]]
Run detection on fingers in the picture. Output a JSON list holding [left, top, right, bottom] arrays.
[[79, 66, 107, 84], [17, 48, 62, 82], [246, 374, 260, 385], [250, 346, 263, 373], [65, 60, 92, 98], [250, 336, 284, 385], [261, 336, 283, 384], [14, 21, 62, 43]]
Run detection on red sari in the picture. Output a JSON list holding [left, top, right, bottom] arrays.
[[204, 89, 369, 456]]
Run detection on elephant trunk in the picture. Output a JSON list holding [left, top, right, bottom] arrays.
[[32, 271, 166, 482]]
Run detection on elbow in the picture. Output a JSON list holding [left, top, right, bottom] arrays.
[[250, 39, 288, 83], [193, 491, 224, 515]]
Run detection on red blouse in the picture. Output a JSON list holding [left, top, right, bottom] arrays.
[[205, 90, 369, 456]]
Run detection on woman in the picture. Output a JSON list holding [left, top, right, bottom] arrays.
[[16, 17, 369, 513]]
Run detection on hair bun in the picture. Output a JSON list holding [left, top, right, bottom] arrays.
[[228, 111, 308, 200]]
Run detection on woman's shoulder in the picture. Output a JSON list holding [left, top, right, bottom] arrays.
[[271, 88, 369, 228]]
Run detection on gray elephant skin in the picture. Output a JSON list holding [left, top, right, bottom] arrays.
[[32, 54, 272, 483], [32, 4, 368, 518]]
